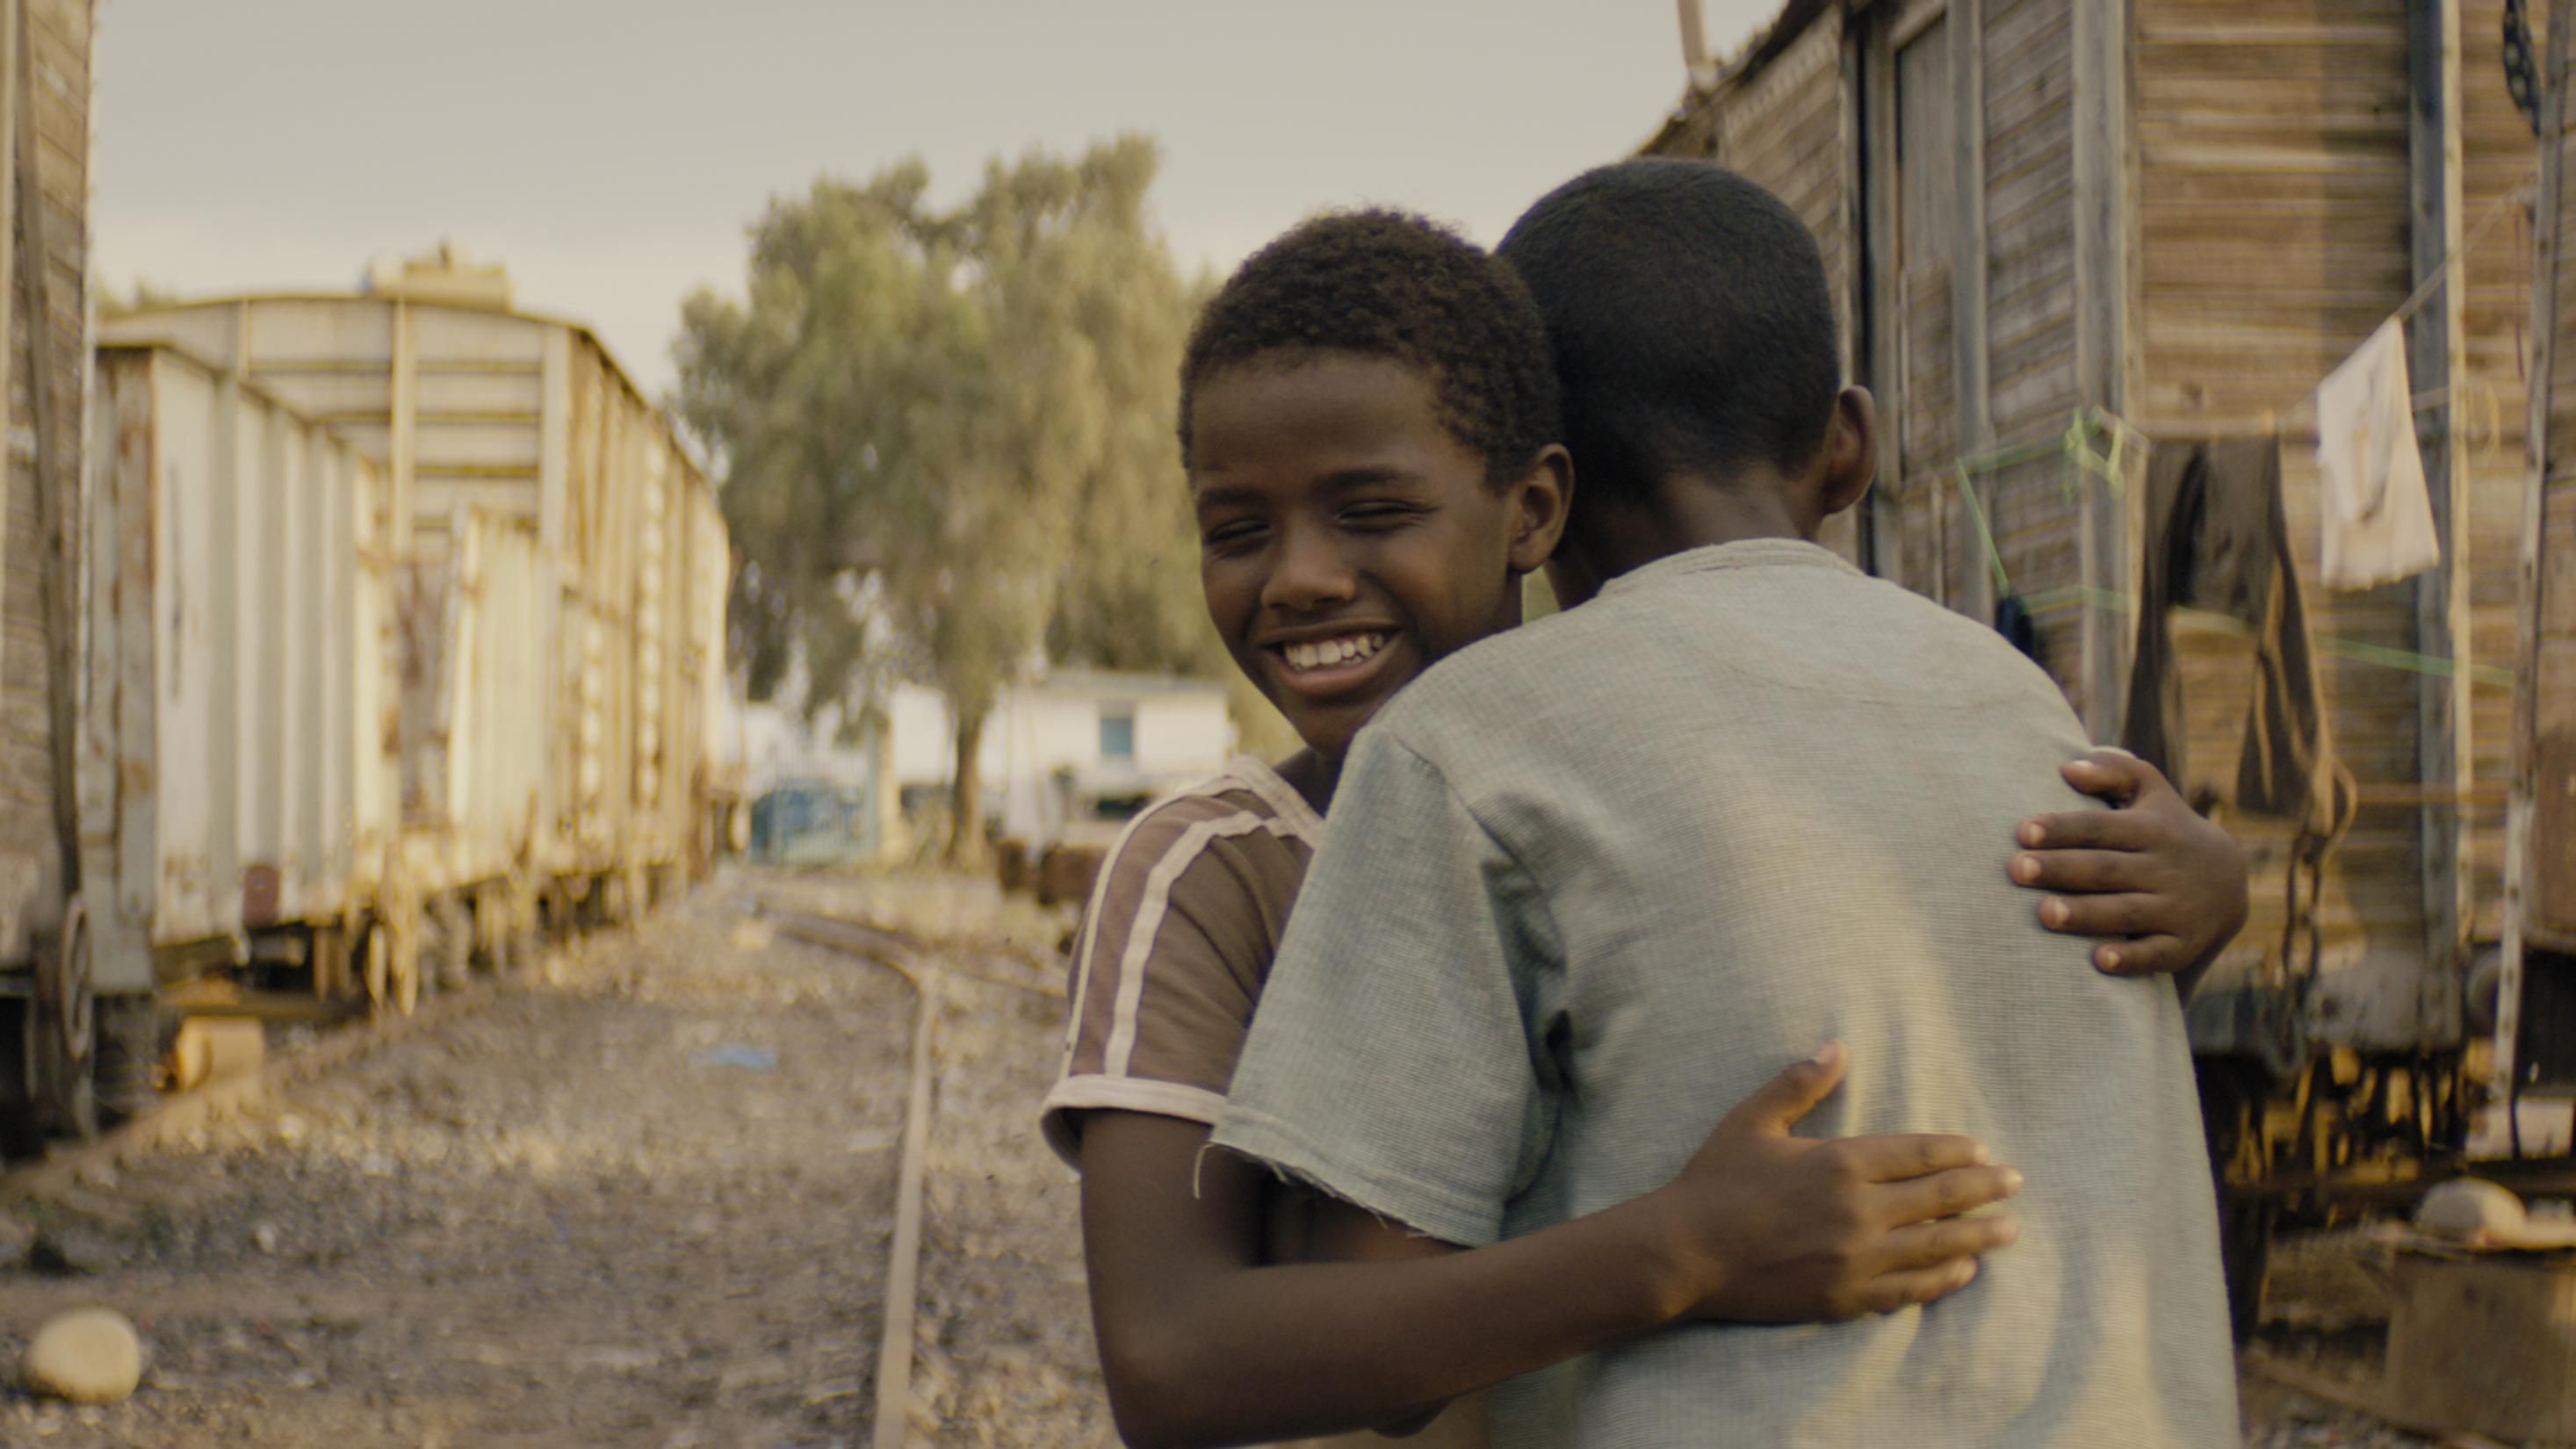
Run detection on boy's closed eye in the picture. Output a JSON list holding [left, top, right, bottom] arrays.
[[1340, 500, 1429, 530]]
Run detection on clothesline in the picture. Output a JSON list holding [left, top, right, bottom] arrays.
[[1928, 164, 2544, 693], [1945, 424, 2519, 689], [2012, 583, 2519, 689]]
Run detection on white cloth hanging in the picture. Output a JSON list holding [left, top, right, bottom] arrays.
[[2314, 318, 2441, 590]]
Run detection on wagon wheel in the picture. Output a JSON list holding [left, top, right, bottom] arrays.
[[30, 895, 98, 1140]]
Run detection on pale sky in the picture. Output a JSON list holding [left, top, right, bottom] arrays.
[[95, 1, 1778, 401]]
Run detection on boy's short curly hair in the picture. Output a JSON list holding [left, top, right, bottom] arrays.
[[1178, 209, 1562, 487]]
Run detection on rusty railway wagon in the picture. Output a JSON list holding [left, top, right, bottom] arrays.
[[99, 252, 735, 1007], [0, 254, 734, 1150], [0, 0, 105, 1147], [80, 343, 406, 1051], [1651, 0, 2574, 1330]]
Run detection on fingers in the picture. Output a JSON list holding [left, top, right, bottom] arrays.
[[1836, 1132, 1994, 1185], [2014, 846, 2154, 897], [1878, 1210, 2022, 1272], [2057, 750, 2158, 806], [2016, 807, 2157, 853], [2092, 933, 2193, 977], [1720, 1042, 1848, 1137], [2034, 890, 2160, 939], [1870, 1163, 2026, 1226], [1851, 1258, 1984, 1316]]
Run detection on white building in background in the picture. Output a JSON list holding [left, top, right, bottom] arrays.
[[725, 667, 1237, 855], [889, 669, 1235, 844]]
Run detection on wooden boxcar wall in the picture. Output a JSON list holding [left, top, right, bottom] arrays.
[[2532, 1, 2576, 956], [1662, 0, 2535, 1052], [1972, 0, 2096, 713], [2133, 0, 2534, 1049], [1649, 0, 2103, 716], [0, 0, 87, 968]]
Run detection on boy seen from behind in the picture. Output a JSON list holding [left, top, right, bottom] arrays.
[[1214, 162, 2240, 1449]]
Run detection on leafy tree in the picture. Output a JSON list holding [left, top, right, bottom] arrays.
[[678, 138, 1247, 860]]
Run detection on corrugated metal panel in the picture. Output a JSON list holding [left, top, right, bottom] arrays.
[[102, 292, 729, 901], [84, 345, 393, 955], [408, 511, 547, 888]]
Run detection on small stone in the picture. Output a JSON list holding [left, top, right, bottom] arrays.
[[2416, 1177, 2526, 1241], [252, 1222, 281, 1255], [21, 1307, 144, 1404]]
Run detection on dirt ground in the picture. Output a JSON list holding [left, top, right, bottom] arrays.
[[0, 891, 935, 1448], [0, 870, 2541, 1449]]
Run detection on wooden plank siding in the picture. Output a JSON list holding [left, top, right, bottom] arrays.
[[1975, 0, 2096, 707], [0, 0, 87, 966], [2536, 0, 2576, 947], [2460, 0, 2543, 943], [2133, 0, 2486, 1049]]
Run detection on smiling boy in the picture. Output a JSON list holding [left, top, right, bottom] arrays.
[[1044, 210, 2244, 1449], [1211, 164, 2240, 1448]]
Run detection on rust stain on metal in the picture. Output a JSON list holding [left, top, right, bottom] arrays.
[[240, 863, 280, 929], [2537, 731, 2576, 938]]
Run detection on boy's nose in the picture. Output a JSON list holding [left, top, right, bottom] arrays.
[[1261, 531, 1358, 613]]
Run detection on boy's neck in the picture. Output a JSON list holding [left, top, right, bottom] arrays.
[[1590, 468, 1816, 578], [1275, 746, 1341, 814]]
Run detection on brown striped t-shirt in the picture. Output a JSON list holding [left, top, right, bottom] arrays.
[[1041, 757, 1325, 1164], [1042, 757, 1490, 1449]]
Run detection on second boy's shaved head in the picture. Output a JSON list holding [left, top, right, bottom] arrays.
[[1498, 160, 1840, 507]]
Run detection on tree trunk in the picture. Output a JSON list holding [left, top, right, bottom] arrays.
[[946, 708, 987, 867]]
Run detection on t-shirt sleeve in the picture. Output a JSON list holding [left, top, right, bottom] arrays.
[[1211, 728, 1557, 1248], [1039, 794, 1289, 1170]]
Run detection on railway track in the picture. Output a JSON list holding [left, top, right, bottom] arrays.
[[741, 890, 1068, 1449], [4, 884, 1094, 1445]]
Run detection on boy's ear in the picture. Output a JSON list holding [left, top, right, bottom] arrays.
[[1816, 387, 1878, 519], [1506, 444, 1575, 574]]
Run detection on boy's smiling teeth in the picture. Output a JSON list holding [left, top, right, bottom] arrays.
[[1281, 632, 1389, 674]]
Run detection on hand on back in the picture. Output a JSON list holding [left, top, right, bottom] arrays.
[[2012, 750, 2250, 978], [1649, 1042, 2022, 1323]]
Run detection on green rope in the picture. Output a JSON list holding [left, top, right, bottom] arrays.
[[2017, 588, 2518, 688], [1953, 464, 2010, 595], [1943, 413, 2516, 688]]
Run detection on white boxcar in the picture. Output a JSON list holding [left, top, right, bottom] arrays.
[[105, 270, 733, 963], [82, 342, 401, 1013]]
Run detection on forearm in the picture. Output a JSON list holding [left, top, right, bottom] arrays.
[[1106, 1193, 1691, 1449]]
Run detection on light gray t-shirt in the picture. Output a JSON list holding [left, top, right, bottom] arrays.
[[1213, 539, 2236, 1449]]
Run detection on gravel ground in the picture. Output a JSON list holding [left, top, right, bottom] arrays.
[[2, 894, 914, 1449]]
